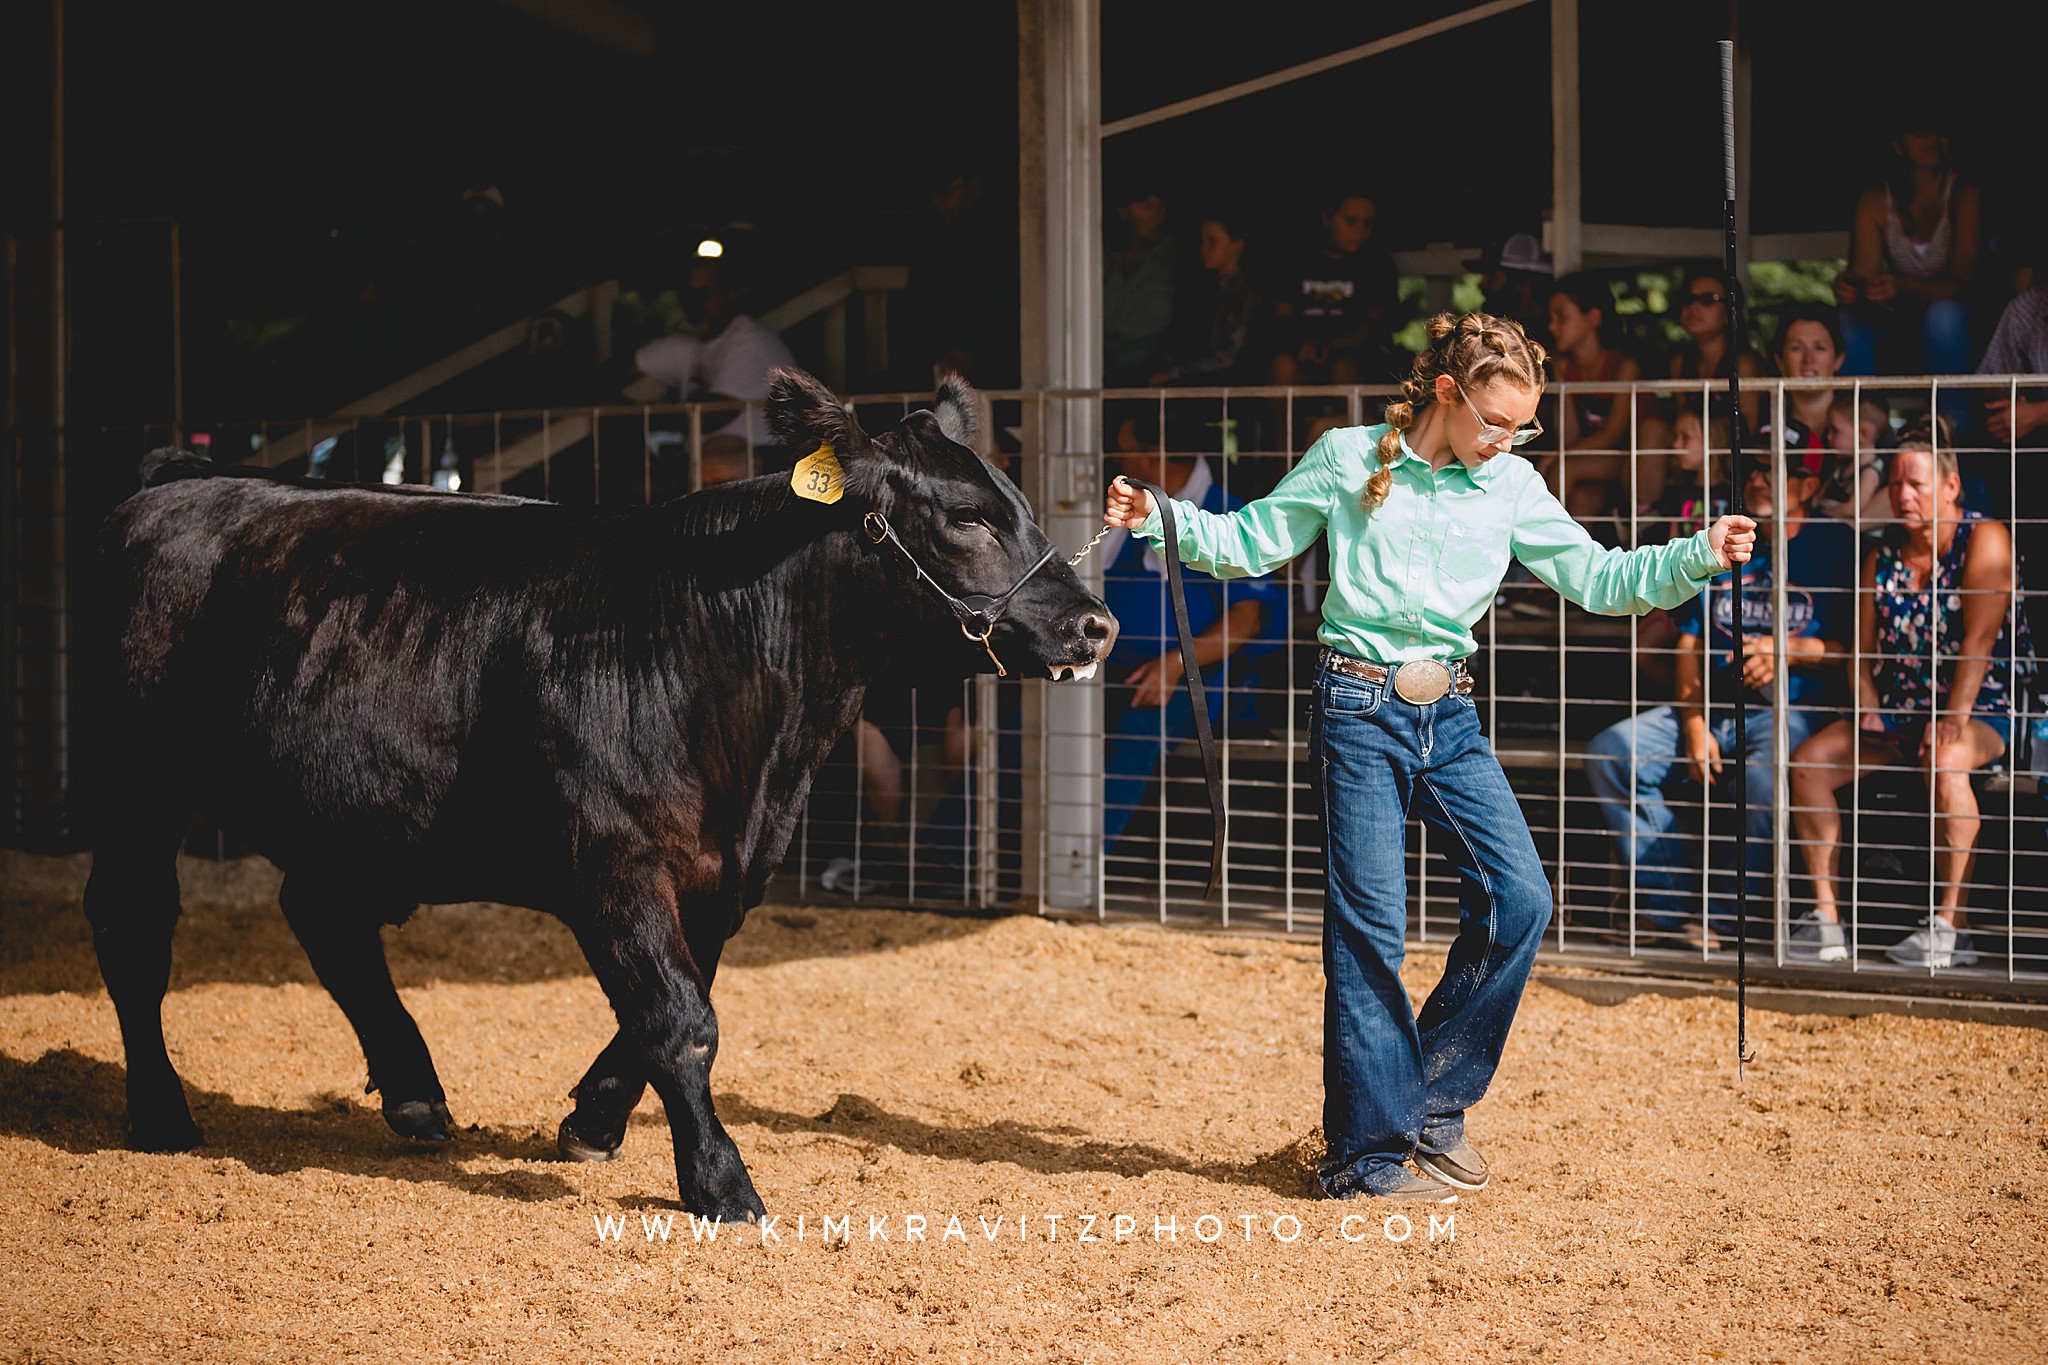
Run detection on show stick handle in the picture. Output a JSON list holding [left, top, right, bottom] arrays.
[[1718, 40, 1735, 201]]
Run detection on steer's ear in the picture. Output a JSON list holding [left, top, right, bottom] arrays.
[[932, 371, 979, 449], [766, 368, 871, 458]]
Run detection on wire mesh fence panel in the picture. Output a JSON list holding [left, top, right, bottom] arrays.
[[63, 374, 2048, 991]]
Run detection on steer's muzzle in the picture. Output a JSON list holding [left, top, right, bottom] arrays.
[[1044, 602, 1117, 682]]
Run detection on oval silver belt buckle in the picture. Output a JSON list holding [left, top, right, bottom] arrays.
[[1392, 659, 1452, 705]]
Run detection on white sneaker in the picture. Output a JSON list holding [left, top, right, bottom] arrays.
[[818, 856, 866, 896], [1786, 916, 1848, 963], [1885, 916, 1979, 969]]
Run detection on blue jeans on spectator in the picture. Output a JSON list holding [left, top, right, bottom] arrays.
[[1311, 663, 1553, 1199], [1584, 704, 1822, 930], [1841, 300, 1973, 379]]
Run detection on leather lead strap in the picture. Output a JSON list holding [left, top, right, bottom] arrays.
[[1128, 478, 1225, 896]]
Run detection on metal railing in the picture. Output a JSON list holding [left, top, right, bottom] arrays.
[[66, 372, 2048, 994]]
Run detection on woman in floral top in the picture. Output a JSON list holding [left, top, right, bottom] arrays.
[[1789, 421, 2030, 970]]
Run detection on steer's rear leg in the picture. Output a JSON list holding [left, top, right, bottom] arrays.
[[278, 877, 453, 1142], [85, 826, 201, 1151], [572, 883, 761, 1220]]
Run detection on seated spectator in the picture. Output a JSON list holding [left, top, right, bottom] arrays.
[[1586, 443, 1854, 951], [1834, 110, 1980, 378], [1543, 272, 1664, 522], [1789, 421, 2032, 969], [1467, 232, 1555, 348], [1666, 267, 1764, 434], [1763, 304, 1846, 453], [1269, 189, 1402, 427], [1104, 182, 1180, 386], [1642, 403, 1724, 543], [1099, 405, 1286, 849], [1630, 404, 1728, 696], [1978, 281, 2048, 444], [633, 259, 798, 485], [1820, 392, 1897, 524], [1978, 270, 2048, 655], [1151, 209, 1262, 387]]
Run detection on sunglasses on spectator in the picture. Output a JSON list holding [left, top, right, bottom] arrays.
[[1741, 455, 1826, 481], [1453, 378, 1544, 447], [1681, 290, 1726, 309]]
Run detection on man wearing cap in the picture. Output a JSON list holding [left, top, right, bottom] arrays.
[[633, 258, 799, 484], [1469, 232, 1554, 349], [1584, 442, 1858, 952]]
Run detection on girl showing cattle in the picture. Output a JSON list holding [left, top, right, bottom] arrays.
[[1103, 313, 1756, 1202]]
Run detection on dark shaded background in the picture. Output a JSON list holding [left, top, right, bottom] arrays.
[[4, 0, 2044, 425]]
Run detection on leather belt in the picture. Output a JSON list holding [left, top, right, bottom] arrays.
[[1320, 648, 1474, 704]]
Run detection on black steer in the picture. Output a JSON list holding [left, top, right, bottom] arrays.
[[84, 369, 1114, 1220]]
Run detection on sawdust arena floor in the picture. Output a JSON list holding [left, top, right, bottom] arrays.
[[1, 851, 2042, 1362]]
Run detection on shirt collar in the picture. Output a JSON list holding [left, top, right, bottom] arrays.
[[1386, 425, 1503, 486]]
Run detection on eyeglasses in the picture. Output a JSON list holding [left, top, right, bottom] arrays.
[[1453, 378, 1544, 447], [1681, 290, 1726, 309]]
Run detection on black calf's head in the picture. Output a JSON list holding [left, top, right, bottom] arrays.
[[767, 368, 1116, 679]]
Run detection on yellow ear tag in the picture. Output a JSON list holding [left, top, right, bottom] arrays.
[[790, 442, 846, 504]]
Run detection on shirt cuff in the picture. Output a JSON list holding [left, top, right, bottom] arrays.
[[1684, 528, 1726, 580], [1135, 500, 1166, 546]]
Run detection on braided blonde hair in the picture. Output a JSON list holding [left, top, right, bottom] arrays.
[[1365, 312, 1548, 511]]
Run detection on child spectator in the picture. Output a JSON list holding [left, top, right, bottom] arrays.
[[1666, 267, 1765, 434], [1834, 110, 1980, 377], [1789, 420, 2031, 969], [1820, 392, 1898, 525], [1104, 182, 1180, 385], [1543, 272, 1664, 520], [1643, 404, 1724, 543]]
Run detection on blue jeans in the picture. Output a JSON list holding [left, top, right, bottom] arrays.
[[1310, 663, 1553, 1198], [1583, 704, 1822, 928], [1840, 300, 1973, 378]]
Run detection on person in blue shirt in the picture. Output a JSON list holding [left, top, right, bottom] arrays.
[[1585, 444, 1857, 951], [1100, 406, 1287, 850]]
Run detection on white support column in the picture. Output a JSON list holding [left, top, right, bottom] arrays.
[[1018, 0, 1103, 911], [1548, 0, 1581, 276]]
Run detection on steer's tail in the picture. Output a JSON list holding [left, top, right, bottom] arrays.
[[138, 446, 214, 490]]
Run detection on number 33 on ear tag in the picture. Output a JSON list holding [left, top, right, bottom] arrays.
[[791, 442, 845, 504]]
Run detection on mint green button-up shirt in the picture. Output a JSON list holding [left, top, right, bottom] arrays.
[[1134, 422, 1728, 664]]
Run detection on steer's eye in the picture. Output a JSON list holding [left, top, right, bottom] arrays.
[[950, 508, 996, 535]]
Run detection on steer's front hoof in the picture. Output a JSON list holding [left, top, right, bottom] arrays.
[[557, 1115, 624, 1163], [383, 1097, 454, 1144]]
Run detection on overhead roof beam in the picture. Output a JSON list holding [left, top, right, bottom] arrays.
[[491, 0, 657, 59], [1099, 0, 1538, 138]]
